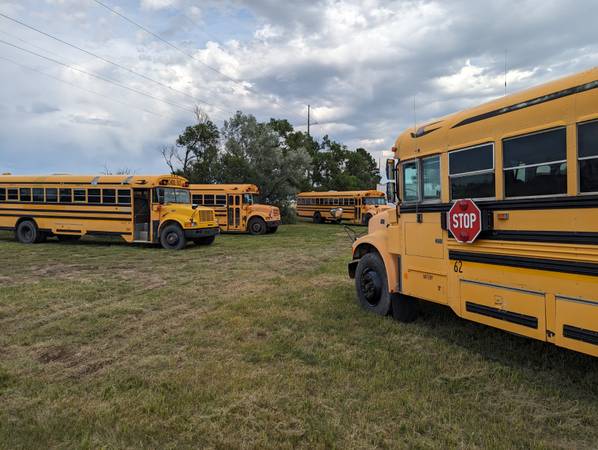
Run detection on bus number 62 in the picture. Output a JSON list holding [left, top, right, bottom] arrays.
[[453, 260, 463, 274]]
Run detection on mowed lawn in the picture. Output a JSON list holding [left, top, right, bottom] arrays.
[[0, 223, 597, 449]]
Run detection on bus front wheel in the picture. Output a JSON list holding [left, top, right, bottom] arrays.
[[160, 224, 187, 250], [313, 212, 323, 224], [355, 252, 391, 316], [16, 220, 42, 244], [248, 217, 267, 235]]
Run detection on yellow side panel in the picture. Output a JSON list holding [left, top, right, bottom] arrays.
[[406, 270, 447, 304], [555, 296, 598, 357], [404, 222, 443, 259], [460, 279, 546, 341]]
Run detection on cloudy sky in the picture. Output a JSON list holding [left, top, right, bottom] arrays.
[[1, 0, 597, 175]]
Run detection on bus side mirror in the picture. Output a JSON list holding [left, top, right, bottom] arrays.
[[386, 182, 396, 203], [385, 159, 396, 181]]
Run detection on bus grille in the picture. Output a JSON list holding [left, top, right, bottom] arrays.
[[199, 210, 214, 223]]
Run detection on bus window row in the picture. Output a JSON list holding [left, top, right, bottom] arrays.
[[0, 187, 132, 205], [192, 194, 227, 207], [297, 197, 357, 206], [402, 119, 598, 202]]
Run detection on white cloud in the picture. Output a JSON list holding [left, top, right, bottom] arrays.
[[140, 0, 179, 11]]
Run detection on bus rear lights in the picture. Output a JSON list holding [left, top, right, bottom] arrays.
[[497, 213, 509, 220]]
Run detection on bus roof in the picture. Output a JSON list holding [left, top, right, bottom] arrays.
[[189, 184, 260, 194], [0, 174, 189, 187], [298, 190, 385, 197], [394, 67, 598, 160]]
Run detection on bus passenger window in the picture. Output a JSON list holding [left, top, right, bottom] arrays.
[[402, 161, 419, 202], [32, 188, 44, 202], [0, 188, 6, 201], [204, 195, 215, 206], [46, 188, 58, 203], [422, 156, 441, 201], [503, 128, 566, 197], [60, 189, 72, 203], [73, 189, 86, 202], [449, 143, 495, 200], [102, 189, 116, 204], [216, 195, 227, 206], [118, 189, 131, 205], [192, 195, 202, 206], [19, 188, 32, 202], [578, 120, 598, 193], [88, 189, 101, 204], [7, 188, 18, 201]]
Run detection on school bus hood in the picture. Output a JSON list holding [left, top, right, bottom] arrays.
[[248, 204, 280, 219]]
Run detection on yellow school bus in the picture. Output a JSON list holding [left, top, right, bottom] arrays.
[[349, 68, 598, 357], [297, 190, 391, 225], [0, 174, 219, 249], [189, 184, 281, 235]]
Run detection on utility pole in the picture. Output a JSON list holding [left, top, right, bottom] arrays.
[[307, 104, 311, 137]]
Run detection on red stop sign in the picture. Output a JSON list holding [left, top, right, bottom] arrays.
[[448, 199, 482, 243]]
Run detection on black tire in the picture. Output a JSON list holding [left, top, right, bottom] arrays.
[[160, 224, 187, 250], [355, 252, 391, 316], [313, 212, 323, 224], [248, 217, 267, 235], [363, 214, 372, 226], [57, 235, 80, 242], [193, 235, 216, 246], [391, 294, 419, 323], [266, 226, 278, 234], [16, 220, 40, 244]]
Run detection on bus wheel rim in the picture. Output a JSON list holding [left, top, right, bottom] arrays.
[[361, 269, 382, 306], [23, 226, 33, 241], [166, 232, 179, 245]]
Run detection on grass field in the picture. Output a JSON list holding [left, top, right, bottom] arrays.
[[0, 223, 597, 449]]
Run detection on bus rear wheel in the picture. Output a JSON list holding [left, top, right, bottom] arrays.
[[355, 252, 391, 316], [16, 220, 42, 244], [160, 224, 187, 250], [193, 235, 216, 246], [248, 217, 267, 235]]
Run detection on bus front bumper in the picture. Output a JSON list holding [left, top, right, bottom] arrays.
[[266, 220, 281, 228], [184, 226, 220, 239]]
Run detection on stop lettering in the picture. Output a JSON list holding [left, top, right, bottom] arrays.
[[448, 199, 482, 244]]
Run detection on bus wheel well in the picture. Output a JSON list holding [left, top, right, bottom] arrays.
[[16, 216, 37, 228], [353, 243, 380, 260], [158, 220, 182, 237]]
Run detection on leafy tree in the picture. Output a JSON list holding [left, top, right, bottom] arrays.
[[161, 107, 220, 182]]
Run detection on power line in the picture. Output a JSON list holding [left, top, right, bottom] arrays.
[[0, 55, 164, 117], [0, 38, 197, 114], [0, 12, 225, 113], [92, 0, 253, 93]]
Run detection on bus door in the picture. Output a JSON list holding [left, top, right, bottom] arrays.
[[133, 189, 151, 241], [227, 194, 242, 231], [401, 158, 447, 304], [355, 198, 362, 224]]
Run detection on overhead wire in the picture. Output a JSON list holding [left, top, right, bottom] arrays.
[[91, 0, 258, 95], [0, 12, 226, 114], [0, 38, 198, 114], [0, 54, 164, 117]]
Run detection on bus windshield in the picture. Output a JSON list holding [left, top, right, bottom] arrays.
[[243, 194, 254, 205], [364, 197, 386, 206], [155, 188, 191, 204]]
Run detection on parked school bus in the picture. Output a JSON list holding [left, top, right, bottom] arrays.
[[189, 184, 280, 235], [297, 190, 391, 225], [349, 68, 598, 357], [0, 174, 219, 249]]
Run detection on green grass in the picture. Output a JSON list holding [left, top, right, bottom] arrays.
[[0, 223, 596, 449]]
